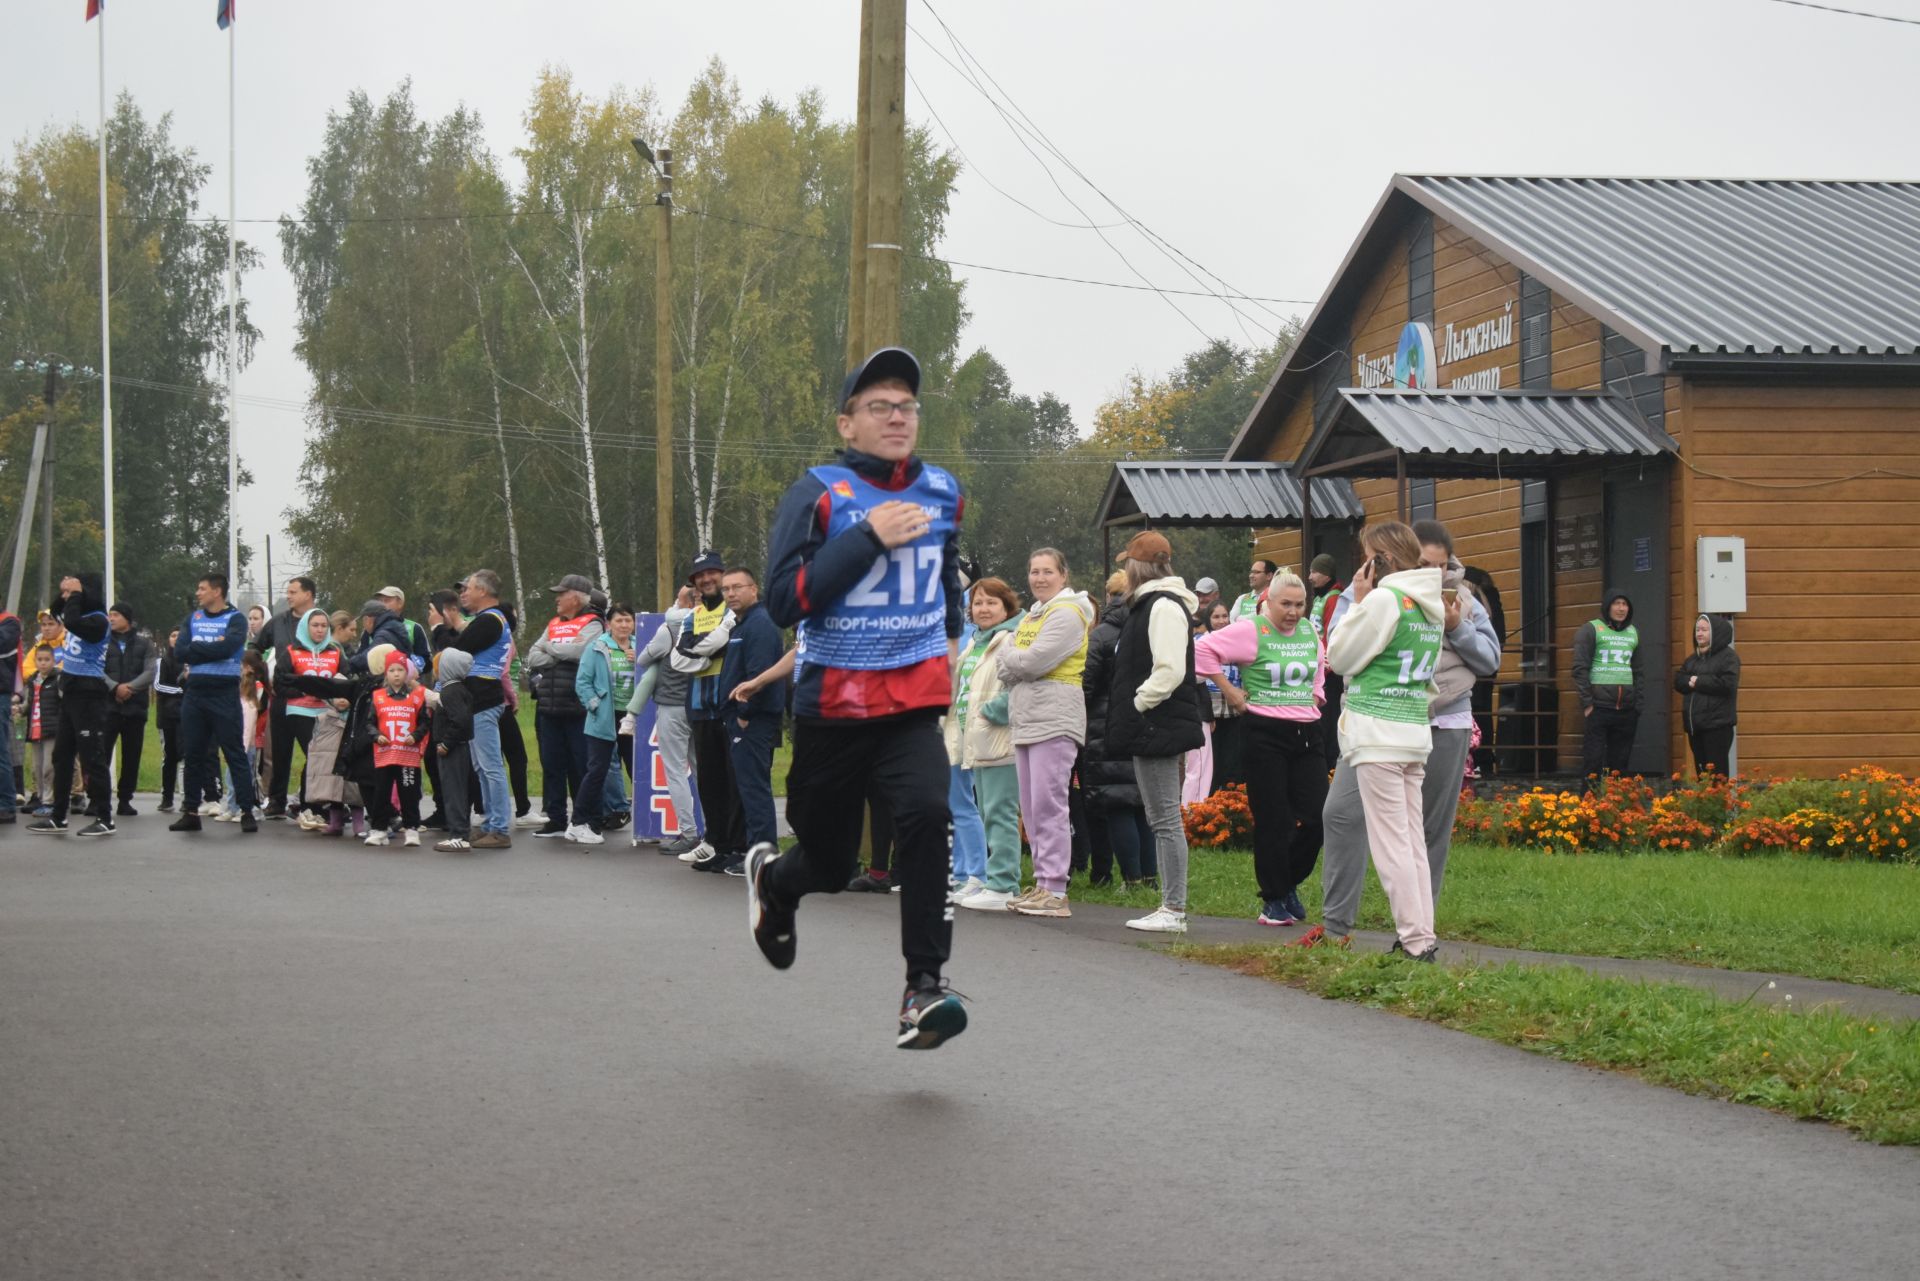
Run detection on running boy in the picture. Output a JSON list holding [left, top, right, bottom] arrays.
[[367, 651, 429, 847], [746, 347, 969, 1050]]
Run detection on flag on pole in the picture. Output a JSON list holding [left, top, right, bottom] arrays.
[[216, 0, 234, 29], [86, 0, 102, 20]]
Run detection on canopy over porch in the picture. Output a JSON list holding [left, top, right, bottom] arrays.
[[1096, 461, 1364, 565]]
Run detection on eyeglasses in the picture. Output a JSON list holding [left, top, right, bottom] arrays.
[[857, 397, 920, 419]]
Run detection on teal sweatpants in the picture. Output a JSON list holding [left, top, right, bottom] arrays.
[[972, 763, 1022, 894]]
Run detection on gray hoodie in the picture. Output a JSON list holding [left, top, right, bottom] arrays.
[[996, 588, 1096, 747]]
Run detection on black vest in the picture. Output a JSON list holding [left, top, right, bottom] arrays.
[[1105, 588, 1204, 759]]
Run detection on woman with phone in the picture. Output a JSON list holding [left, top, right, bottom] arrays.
[[1296, 520, 1446, 960], [1675, 613, 1739, 778]]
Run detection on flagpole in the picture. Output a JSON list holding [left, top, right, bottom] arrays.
[[97, 7, 115, 604], [225, 9, 238, 589]]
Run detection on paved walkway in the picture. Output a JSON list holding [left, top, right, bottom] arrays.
[[4, 814, 1917, 1281]]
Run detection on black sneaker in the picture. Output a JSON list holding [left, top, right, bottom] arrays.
[[1284, 889, 1308, 923], [76, 819, 115, 838], [897, 979, 968, 1051], [117, 800, 137, 817], [847, 869, 892, 893], [1413, 944, 1440, 964], [168, 814, 203, 832], [745, 842, 795, 970], [25, 817, 68, 835], [689, 845, 727, 873], [240, 811, 258, 834], [262, 803, 287, 820], [533, 821, 570, 839], [421, 811, 448, 831], [0, 810, 14, 824], [158, 799, 175, 813], [719, 853, 746, 878]]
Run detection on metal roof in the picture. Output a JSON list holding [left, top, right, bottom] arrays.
[[1405, 176, 1920, 358], [1098, 461, 1363, 528], [1303, 390, 1675, 478]]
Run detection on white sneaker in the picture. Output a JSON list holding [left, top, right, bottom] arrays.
[[214, 811, 240, 823], [568, 824, 605, 846], [947, 876, 986, 905], [957, 887, 1014, 912], [402, 829, 420, 848], [1126, 906, 1188, 934], [678, 839, 714, 864], [364, 830, 389, 848], [514, 812, 545, 829], [198, 802, 223, 817], [296, 809, 324, 830]]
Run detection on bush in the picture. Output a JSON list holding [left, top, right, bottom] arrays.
[[1185, 784, 1252, 849], [1450, 766, 1917, 863]]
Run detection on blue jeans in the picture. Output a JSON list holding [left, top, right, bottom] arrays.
[[471, 704, 510, 835], [0, 706, 18, 814], [182, 683, 254, 814], [728, 714, 780, 848], [602, 735, 630, 813], [948, 764, 987, 881]]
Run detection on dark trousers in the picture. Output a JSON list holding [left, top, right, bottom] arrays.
[[181, 682, 254, 813], [501, 707, 531, 812], [1581, 703, 1639, 785], [1318, 672, 1345, 764], [438, 742, 473, 838], [160, 723, 181, 803], [691, 716, 746, 856], [579, 734, 615, 829], [1090, 804, 1154, 883], [266, 698, 298, 808], [1688, 725, 1734, 779], [1211, 716, 1246, 792], [535, 712, 589, 826], [1244, 716, 1328, 901], [108, 715, 146, 804], [281, 715, 315, 807], [728, 714, 781, 848], [1067, 776, 1090, 874], [867, 791, 894, 873], [423, 724, 443, 806], [770, 711, 953, 987], [368, 763, 422, 830], [52, 685, 114, 823]]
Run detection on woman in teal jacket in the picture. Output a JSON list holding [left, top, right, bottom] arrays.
[[573, 627, 634, 843]]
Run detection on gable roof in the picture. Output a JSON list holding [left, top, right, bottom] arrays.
[[1227, 175, 1920, 461], [1306, 389, 1675, 480]]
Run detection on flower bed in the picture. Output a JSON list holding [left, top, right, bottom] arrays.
[[1452, 767, 1919, 864], [1184, 784, 1253, 849]]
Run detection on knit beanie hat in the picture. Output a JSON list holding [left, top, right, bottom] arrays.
[[1310, 554, 1337, 579]]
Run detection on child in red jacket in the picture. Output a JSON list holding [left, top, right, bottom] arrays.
[[366, 651, 429, 848]]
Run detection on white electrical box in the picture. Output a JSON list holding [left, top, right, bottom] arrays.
[[1698, 536, 1747, 613]]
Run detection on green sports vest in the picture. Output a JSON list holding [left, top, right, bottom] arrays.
[[1344, 589, 1442, 725], [1240, 617, 1320, 709], [1232, 592, 1259, 621], [954, 636, 987, 720], [1589, 620, 1638, 686], [602, 636, 636, 704]]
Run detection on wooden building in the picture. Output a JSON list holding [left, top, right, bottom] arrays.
[[1219, 176, 1920, 778]]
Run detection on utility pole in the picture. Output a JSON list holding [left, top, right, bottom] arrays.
[[5, 357, 72, 616], [845, 0, 875, 367], [632, 138, 675, 608], [861, 0, 908, 350]]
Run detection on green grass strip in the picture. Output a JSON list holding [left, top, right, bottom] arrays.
[[1180, 943, 1920, 1145]]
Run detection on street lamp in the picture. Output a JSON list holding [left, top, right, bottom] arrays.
[[630, 138, 675, 608]]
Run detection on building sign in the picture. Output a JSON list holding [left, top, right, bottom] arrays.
[[1356, 302, 1516, 391], [1553, 512, 1603, 572]]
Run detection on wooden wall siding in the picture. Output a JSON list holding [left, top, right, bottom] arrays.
[[1550, 472, 1607, 767], [1681, 382, 1920, 775]]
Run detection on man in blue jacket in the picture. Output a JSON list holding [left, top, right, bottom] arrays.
[[719, 568, 785, 867], [169, 573, 257, 833], [26, 571, 116, 838]]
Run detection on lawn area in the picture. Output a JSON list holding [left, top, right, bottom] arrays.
[[1182, 943, 1920, 1145], [1073, 842, 1920, 995]]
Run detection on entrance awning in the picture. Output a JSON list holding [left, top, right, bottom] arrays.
[[1301, 389, 1676, 480], [1097, 461, 1363, 529]]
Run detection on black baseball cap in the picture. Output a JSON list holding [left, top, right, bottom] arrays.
[[687, 549, 726, 581], [549, 573, 595, 595], [839, 347, 920, 409]]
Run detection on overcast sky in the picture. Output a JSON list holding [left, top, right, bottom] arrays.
[[5, 0, 1917, 592]]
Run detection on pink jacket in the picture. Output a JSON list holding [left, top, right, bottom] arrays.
[[1193, 618, 1325, 722]]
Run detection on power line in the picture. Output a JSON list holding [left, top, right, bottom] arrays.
[[1760, 0, 1920, 25]]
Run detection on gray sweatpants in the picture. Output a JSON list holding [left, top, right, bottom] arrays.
[[1133, 754, 1189, 910], [656, 702, 699, 838], [1421, 727, 1472, 902], [1319, 759, 1368, 937]]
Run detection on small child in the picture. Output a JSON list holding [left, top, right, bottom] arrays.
[[366, 651, 429, 847], [220, 651, 271, 821], [21, 639, 61, 813]]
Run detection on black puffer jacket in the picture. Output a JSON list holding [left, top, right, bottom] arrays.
[[1079, 599, 1140, 811], [1674, 614, 1739, 733], [1106, 583, 1204, 760]]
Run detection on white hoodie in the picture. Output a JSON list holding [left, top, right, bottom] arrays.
[[1325, 565, 1445, 766]]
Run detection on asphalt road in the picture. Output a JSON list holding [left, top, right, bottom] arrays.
[[4, 816, 1917, 1281]]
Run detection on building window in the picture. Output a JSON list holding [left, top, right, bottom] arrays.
[[1520, 479, 1550, 672], [1410, 477, 1437, 520], [1520, 273, 1551, 388]]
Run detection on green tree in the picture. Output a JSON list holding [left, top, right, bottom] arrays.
[[0, 97, 259, 627]]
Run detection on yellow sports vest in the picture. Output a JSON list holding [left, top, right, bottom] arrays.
[[1013, 595, 1088, 685], [692, 601, 726, 678]]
